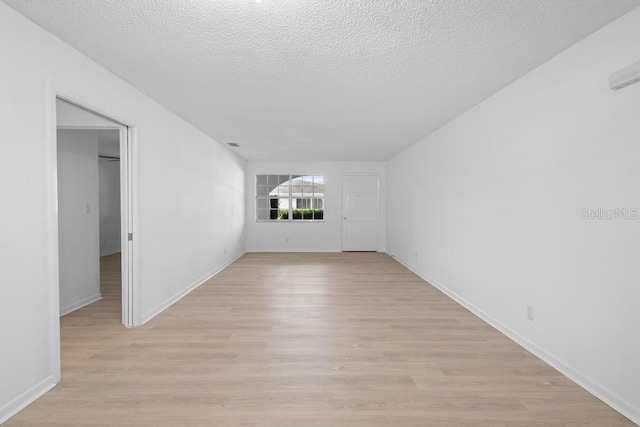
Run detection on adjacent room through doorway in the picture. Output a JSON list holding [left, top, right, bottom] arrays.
[[55, 98, 133, 326], [56, 127, 121, 321]]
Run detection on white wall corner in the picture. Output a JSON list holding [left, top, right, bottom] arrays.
[[59, 293, 103, 317]]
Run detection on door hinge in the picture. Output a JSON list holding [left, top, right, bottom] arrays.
[[128, 233, 133, 241]]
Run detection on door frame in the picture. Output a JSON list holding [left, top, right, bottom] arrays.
[[342, 175, 380, 251], [47, 86, 139, 383]]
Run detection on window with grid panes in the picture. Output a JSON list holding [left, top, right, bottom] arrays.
[[256, 175, 324, 221]]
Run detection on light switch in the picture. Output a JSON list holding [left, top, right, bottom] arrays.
[[85, 203, 91, 214]]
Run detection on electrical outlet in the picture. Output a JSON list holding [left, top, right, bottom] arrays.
[[85, 203, 91, 214], [414, 251, 418, 260], [526, 305, 535, 321], [286, 237, 290, 243], [224, 248, 227, 255]]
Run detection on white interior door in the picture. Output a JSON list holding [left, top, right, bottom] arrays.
[[342, 175, 379, 251]]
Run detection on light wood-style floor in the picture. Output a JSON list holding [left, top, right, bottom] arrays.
[[8, 253, 632, 426]]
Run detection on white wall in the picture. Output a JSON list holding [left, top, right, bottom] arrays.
[[0, 3, 245, 422], [246, 161, 386, 252], [386, 9, 640, 424], [57, 130, 101, 315], [99, 155, 121, 256]]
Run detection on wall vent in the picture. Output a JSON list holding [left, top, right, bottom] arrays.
[[610, 61, 640, 91]]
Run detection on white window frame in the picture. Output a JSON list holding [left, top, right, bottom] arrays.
[[256, 174, 324, 222]]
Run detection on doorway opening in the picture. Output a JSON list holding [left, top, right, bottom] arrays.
[[55, 97, 135, 328], [98, 142, 123, 318]]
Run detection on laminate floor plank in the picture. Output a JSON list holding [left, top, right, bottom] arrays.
[[6, 252, 633, 426]]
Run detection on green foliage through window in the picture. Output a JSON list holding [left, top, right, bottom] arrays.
[[277, 209, 324, 220]]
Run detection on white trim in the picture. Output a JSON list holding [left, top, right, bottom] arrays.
[[255, 219, 328, 224], [390, 254, 640, 426], [59, 294, 103, 317], [55, 93, 134, 128], [248, 248, 340, 253], [100, 249, 121, 257], [0, 375, 56, 424], [130, 126, 141, 327], [120, 125, 134, 328], [140, 252, 246, 325], [46, 81, 62, 385], [57, 124, 119, 130]]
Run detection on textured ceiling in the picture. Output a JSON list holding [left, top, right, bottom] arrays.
[[4, 0, 639, 160]]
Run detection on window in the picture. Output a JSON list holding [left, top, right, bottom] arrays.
[[256, 175, 324, 221], [295, 198, 323, 210]]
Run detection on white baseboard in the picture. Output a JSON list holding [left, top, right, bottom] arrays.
[[247, 248, 340, 253], [0, 375, 56, 424], [100, 249, 121, 257], [141, 252, 246, 325], [389, 254, 640, 426], [247, 247, 386, 253], [59, 293, 103, 316]]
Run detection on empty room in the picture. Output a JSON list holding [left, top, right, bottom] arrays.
[[1, 1, 639, 426]]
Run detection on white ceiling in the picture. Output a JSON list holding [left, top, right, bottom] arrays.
[[5, 0, 639, 161]]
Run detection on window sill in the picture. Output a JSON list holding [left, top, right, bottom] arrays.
[[255, 220, 326, 223]]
